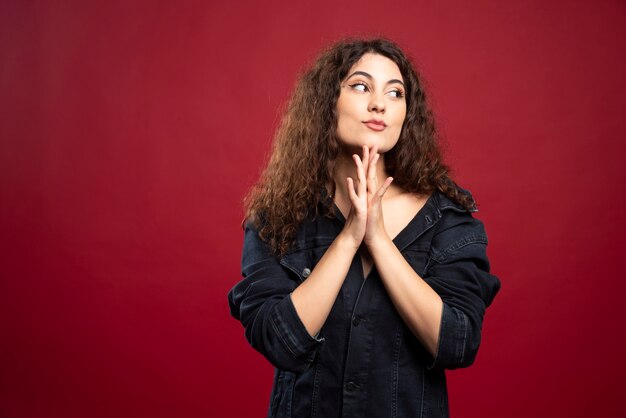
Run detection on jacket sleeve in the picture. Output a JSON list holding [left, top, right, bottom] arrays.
[[423, 213, 500, 370], [227, 222, 324, 372]]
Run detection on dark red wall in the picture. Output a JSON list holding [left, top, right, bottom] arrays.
[[1, 0, 625, 416]]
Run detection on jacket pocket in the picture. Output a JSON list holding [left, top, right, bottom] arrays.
[[281, 242, 333, 284]]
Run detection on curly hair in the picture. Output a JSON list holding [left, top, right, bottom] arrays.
[[245, 38, 475, 256]]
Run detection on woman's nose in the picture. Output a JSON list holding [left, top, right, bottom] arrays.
[[367, 93, 385, 113]]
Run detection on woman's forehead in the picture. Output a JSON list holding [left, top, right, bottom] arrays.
[[345, 53, 403, 82]]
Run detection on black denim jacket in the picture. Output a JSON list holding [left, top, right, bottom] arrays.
[[228, 190, 500, 418]]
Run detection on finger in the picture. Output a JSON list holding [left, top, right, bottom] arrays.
[[367, 152, 379, 195], [376, 177, 394, 198], [361, 145, 369, 178], [347, 177, 359, 204], [353, 154, 367, 196], [369, 145, 378, 164], [368, 152, 379, 182]]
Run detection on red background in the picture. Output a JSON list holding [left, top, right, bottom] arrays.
[[2, 0, 625, 417]]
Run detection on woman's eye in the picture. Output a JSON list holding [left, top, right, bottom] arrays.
[[350, 83, 368, 92], [388, 90, 405, 98]]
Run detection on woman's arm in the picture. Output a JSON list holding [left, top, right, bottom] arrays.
[[355, 147, 442, 357], [229, 147, 395, 370], [289, 233, 357, 337], [292, 146, 392, 337], [367, 236, 443, 357], [229, 222, 357, 371], [359, 147, 499, 366]]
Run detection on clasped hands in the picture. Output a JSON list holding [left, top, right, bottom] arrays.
[[341, 145, 394, 250]]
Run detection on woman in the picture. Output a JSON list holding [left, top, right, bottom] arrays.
[[228, 38, 500, 418]]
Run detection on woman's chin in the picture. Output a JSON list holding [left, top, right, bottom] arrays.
[[339, 139, 396, 155]]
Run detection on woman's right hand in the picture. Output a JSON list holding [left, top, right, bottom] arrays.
[[338, 145, 371, 251]]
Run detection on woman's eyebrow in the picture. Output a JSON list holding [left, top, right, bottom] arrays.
[[346, 71, 406, 89], [346, 70, 373, 80], [387, 79, 406, 89]]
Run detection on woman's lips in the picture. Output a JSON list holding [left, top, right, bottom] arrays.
[[363, 121, 386, 131]]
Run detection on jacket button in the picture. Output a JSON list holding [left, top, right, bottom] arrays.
[[352, 316, 361, 326], [346, 381, 357, 392], [302, 267, 311, 278]]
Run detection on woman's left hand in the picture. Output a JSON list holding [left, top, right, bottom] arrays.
[[354, 145, 393, 246]]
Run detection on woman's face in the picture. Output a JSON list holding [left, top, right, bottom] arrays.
[[335, 53, 407, 154]]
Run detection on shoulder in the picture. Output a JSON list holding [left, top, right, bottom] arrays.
[[434, 184, 477, 213], [241, 220, 278, 269], [242, 214, 339, 264], [429, 189, 489, 262]]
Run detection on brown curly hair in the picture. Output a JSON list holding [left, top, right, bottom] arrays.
[[245, 38, 475, 256]]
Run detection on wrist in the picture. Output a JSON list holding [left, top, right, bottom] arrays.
[[364, 231, 393, 252], [335, 231, 362, 254]]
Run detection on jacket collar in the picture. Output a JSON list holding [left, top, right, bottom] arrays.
[[282, 189, 475, 265]]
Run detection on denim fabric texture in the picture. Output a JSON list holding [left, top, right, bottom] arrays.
[[228, 190, 500, 418]]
